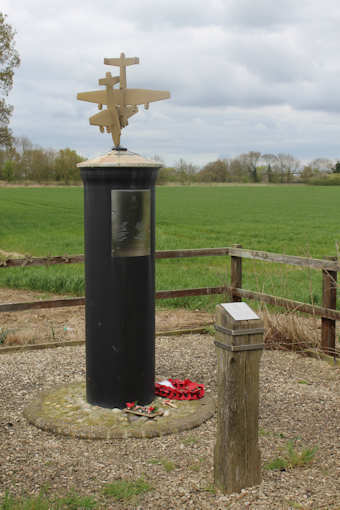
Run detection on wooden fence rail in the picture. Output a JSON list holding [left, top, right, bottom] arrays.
[[1, 247, 339, 270], [0, 245, 339, 356]]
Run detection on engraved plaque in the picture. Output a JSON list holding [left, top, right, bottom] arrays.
[[111, 190, 151, 257], [221, 302, 259, 321]]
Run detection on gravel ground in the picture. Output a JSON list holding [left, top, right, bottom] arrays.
[[0, 334, 340, 509]]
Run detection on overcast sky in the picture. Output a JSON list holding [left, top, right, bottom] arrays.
[[2, 0, 340, 166]]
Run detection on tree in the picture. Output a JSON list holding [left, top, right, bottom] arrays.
[[174, 158, 198, 184], [332, 162, 340, 174], [15, 136, 33, 179], [197, 159, 230, 182], [262, 154, 278, 183], [30, 148, 54, 182], [152, 154, 165, 166], [229, 158, 248, 182], [55, 148, 83, 183], [299, 165, 315, 183], [1, 158, 14, 180], [156, 166, 178, 184], [0, 12, 20, 149], [310, 158, 333, 174], [276, 153, 300, 183], [239, 151, 261, 183]]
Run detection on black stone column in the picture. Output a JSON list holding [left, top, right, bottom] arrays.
[[80, 156, 159, 408]]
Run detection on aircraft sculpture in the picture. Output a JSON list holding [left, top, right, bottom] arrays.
[[77, 53, 170, 149]]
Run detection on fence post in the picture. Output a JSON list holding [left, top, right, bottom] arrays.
[[231, 244, 242, 302], [214, 302, 264, 493], [321, 256, 337, 357]]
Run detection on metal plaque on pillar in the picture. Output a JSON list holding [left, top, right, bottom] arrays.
[[111, 190, 151, 257]]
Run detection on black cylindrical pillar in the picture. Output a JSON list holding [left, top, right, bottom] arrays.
[[79, 151, 160, 409]]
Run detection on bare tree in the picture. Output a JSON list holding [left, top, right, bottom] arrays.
[[239, 151, 261, 182], [15, 136, 33, 179], [261, 154, 278, 183], [174, 158, 198, 183], [276, 153, 300, 183], [229, 157, 247, 182], [152, 154, 165, 167], [309, 158, 334, 173]]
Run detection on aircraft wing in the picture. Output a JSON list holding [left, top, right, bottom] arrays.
[[125, 89, 170, 105], [89, 106, 138, 127], [77, 88, 170, 106], [77, 89, 126, 105], [77, 90, 110, 105], [89, 108, 121, 146], [89, 109, 112, 126]]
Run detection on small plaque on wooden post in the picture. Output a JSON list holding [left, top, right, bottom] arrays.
[[214, 302, 264, 493]]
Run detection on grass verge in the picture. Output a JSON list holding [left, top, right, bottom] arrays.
[[102, 477, 152, 501], [265, 441, 318, 471], [0, 478, 153, 509]]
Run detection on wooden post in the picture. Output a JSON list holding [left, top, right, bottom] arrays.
[[214, 302, 264, 493], [231, 244, 242, 302], [321, 256, 337, 357]]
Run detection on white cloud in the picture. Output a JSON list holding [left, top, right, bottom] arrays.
[[2, 0, 340, 165]]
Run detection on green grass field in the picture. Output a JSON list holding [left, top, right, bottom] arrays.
[[0, 185, 339, 311]]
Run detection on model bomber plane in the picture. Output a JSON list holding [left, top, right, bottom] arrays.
[[77, 53, 170, 148]]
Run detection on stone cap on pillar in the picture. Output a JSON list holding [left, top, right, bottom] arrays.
[[77, 150, 160, 168]]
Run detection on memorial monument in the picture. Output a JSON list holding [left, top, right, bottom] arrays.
[[77, 54, 169, 408]]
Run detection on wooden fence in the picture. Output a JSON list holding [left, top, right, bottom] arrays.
[[0, 245, 339, 356]]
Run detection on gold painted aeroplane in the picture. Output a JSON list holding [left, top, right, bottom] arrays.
[[77, 53, 170, 148]]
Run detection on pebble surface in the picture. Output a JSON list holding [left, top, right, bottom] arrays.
[[1, 334, 340, 509]]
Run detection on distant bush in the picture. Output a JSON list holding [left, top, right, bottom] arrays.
[[156, 166, 179, 184], [308, 174, 340, 185]]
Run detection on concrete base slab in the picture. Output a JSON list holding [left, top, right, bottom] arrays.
[[24, 382, 215, 439]]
